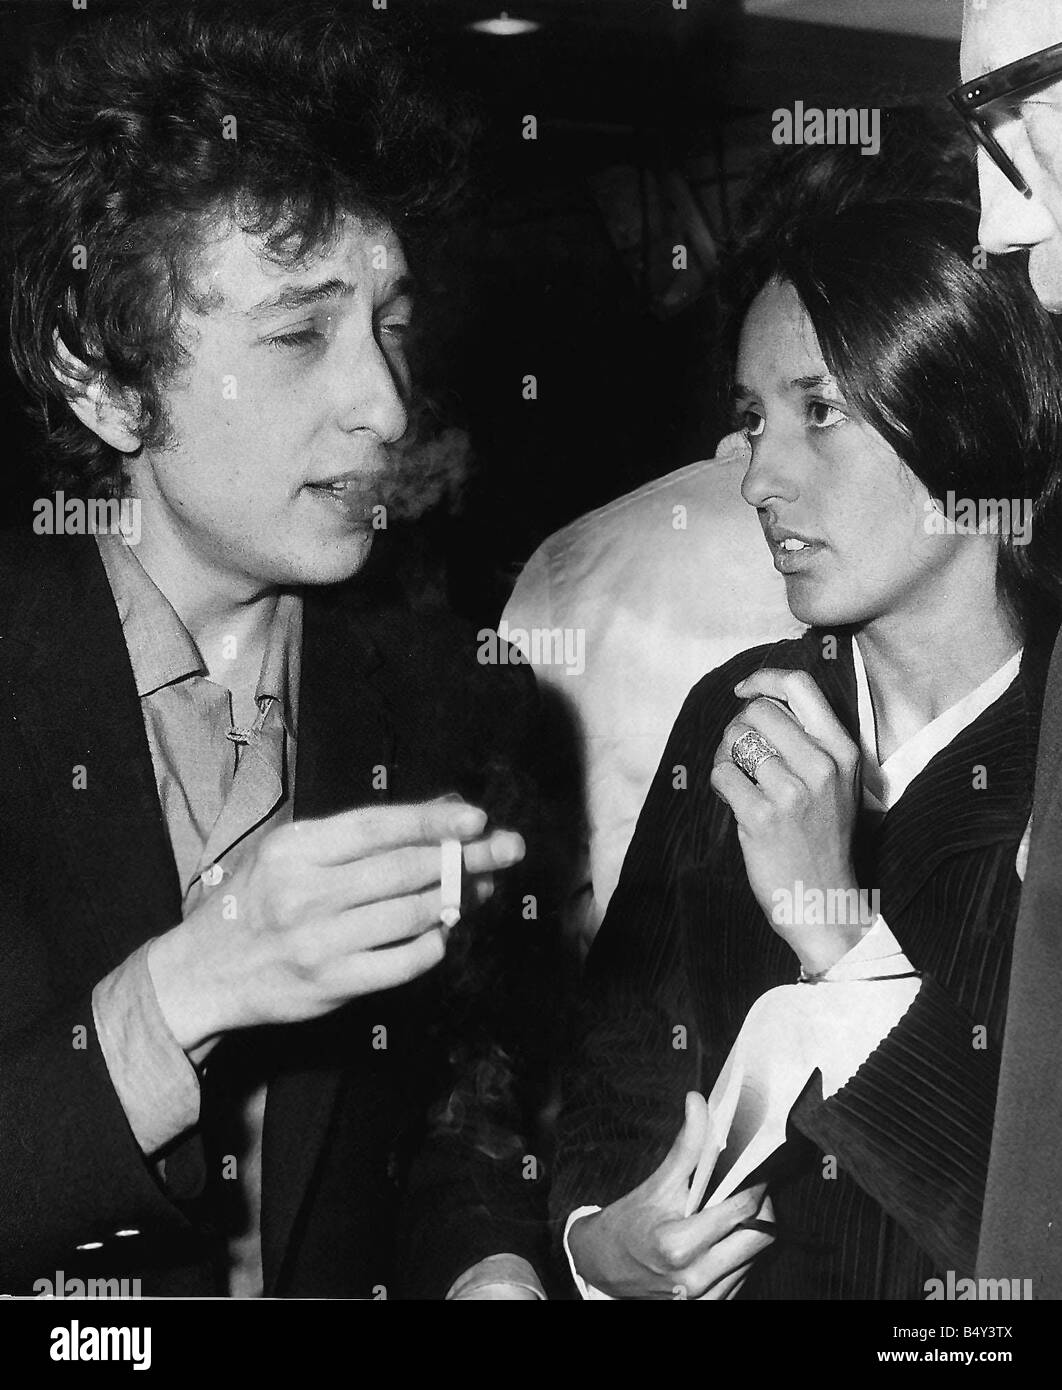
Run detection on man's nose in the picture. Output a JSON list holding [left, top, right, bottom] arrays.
[[977, 146, 1059, 255], [342, 335, 409, 444]]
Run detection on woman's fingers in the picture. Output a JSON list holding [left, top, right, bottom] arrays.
[[735, 668, 856, 769]]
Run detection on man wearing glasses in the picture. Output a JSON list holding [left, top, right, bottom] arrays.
[[955, 0, 1062, 1299]]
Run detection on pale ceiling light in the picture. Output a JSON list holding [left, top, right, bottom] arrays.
[[469, 11, 541, 37]]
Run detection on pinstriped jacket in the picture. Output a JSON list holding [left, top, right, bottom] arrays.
[[551, 625, 1052, 1299]]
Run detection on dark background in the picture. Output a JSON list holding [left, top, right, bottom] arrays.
[[0, 0, 963, 625]]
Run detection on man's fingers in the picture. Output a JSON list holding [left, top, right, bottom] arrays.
[[336, 925, 449, 994], [306, 831, 524, 913], [293, 798, 490, 865], [311, 885, 456, 955]]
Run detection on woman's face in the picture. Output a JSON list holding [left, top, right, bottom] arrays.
[[734, 278, 987, 632]]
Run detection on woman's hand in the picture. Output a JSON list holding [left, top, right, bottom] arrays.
[[567, 1093, 774, 1300], [710, 667, 867, 976]]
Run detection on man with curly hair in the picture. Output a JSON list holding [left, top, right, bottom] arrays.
[[0, 1, 549, 1299]]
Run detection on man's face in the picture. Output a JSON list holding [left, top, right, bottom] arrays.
[[126, 213, 412, 595], [962, 1, 1062, 310]]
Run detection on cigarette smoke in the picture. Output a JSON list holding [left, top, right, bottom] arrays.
[[382, 425, 472, 521]]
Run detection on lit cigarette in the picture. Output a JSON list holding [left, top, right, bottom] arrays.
[[439, 838, 462, 929]]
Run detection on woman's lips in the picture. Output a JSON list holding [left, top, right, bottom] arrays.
[[770, 536, 825, 574]]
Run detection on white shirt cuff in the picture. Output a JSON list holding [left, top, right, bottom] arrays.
[[563, 1206, 614, 1300], [808, 915, 917, 983]]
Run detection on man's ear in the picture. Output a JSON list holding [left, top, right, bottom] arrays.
[[52, 333, 142, 453]]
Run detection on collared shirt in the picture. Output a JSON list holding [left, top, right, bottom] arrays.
[[854, 638, 1023, 813], [89, 533, 543, 1300], [91, 531, 301, 1297]]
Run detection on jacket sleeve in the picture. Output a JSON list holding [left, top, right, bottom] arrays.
[[789, 974, 1001, 1275], [0, 992, 200, 1291], [548, 674, 723, 1242]]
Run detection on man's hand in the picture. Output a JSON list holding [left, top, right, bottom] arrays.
[[710, 668, 865, 976], [567, 1092, 774, 1300], [148, 798, 524, 1050]]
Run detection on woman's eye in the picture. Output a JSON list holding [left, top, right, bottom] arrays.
[[807, 400, 846, 430]]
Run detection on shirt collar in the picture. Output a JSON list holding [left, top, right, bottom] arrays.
[[96, 532, 202, 698], [96, 533, 302, 737], [257, 591, 301, 740], [853, 635, 1022, 811]]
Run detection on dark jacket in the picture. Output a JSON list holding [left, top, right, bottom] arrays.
[[551, 626, 1051, 1299], [978, 629, 1062, 1297], [0, 530, 551, 1298]]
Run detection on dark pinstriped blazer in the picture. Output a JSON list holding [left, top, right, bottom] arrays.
[[551, 626, 1052, 1299], [979, 629, 1062, 1296]]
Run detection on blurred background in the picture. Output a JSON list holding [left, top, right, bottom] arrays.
[[0, 0, 967, 624]]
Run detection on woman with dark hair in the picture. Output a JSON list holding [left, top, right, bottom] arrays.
[[550, 197, 1062, 1300]]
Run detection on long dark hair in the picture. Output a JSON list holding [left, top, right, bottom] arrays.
[[724, 199, 1062, 640]]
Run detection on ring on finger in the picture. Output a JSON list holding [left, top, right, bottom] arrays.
[[730, 728, 782, 782]]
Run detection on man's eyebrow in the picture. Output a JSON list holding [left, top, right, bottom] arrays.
[[245, 273, 416, 320]]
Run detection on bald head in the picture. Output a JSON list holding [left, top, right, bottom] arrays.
[[962, 0, 1062, 80]]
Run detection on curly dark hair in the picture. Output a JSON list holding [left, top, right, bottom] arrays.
[[0, 0, 471, 496]]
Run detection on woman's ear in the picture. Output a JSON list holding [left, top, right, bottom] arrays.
[[51, 333, 142, 453]]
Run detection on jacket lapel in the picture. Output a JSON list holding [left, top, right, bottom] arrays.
[[5, 536, 181, 988], [871, 644, 1046, 920], [260, 583, 396, 1293]]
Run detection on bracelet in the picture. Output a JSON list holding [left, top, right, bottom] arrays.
[[798, 965, 830, 984]]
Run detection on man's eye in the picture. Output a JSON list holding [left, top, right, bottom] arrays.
[[739, 408, 765, 438], [269, 326, 323, 350], [379, 320, 411, 342], [807, 400, 846, 430]]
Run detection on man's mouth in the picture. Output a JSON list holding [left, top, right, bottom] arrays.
[[305, 474, 383, 523]]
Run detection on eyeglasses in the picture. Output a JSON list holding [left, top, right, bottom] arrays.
[[949, 39, 1062, 199]]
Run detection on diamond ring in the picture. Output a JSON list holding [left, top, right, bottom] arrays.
[[730, 729, 781, 781]]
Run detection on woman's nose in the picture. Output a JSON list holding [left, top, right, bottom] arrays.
[[740, 430, 800, 509]]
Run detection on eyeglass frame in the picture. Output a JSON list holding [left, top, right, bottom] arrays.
[[948, 38, 1062, 200]]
